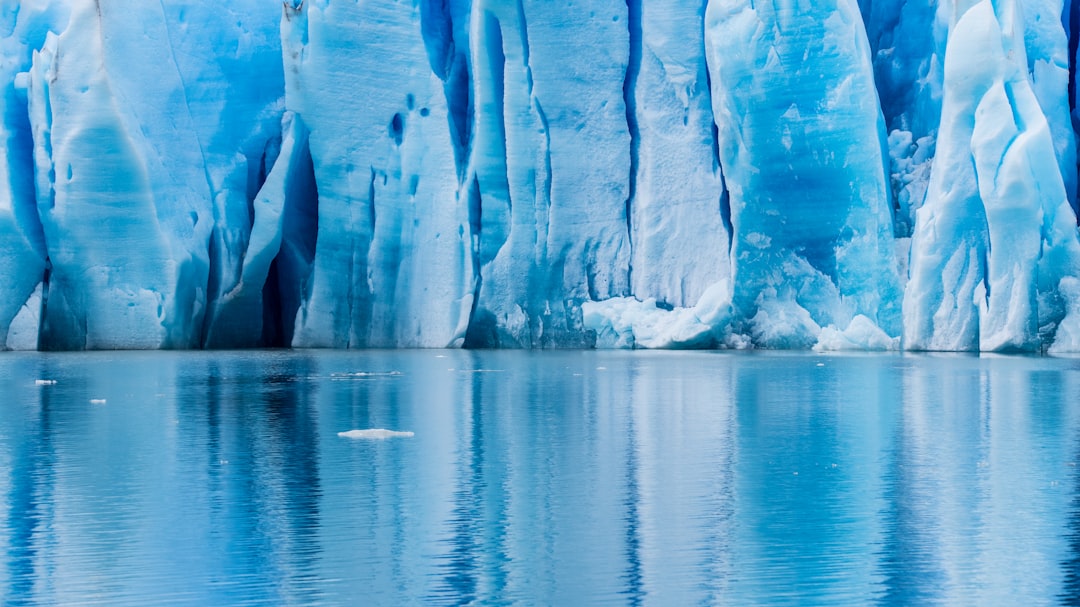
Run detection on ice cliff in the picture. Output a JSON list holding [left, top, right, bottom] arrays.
[[3, 0, 1080, 352]]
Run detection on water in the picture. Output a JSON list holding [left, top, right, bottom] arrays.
[[0, 350, 1079, 606]]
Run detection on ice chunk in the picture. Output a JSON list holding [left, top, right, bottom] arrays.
[[747, 289, 824, 350], [1050, 278, 1080, 353], [814, 315, 900, 351], [338, 429, 415, 440], [583, 280, 733, 349]]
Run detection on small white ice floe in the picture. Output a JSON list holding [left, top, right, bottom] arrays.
[[35, 379, 57, 386], [329, 371, 403, 381], [338, 429, 415, 440], [89, 399, 106, 405]]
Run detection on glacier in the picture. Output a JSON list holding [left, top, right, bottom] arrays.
[[2, 0, 1080, 352]]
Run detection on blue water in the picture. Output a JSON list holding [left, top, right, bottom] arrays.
[[1, 350, 1079, 606]]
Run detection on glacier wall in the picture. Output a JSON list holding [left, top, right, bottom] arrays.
[[3, 0, 1080, 352]]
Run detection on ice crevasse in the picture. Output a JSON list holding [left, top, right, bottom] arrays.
[[2, 0, 1080, 352]]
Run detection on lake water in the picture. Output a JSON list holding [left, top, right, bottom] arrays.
[[1, 350, 1079, 606]]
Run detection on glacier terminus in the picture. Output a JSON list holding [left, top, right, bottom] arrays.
[[3, 0, 1080, 352]]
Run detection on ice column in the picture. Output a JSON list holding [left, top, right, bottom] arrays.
[[626, 0, 730, 309], [284, 0, 475, 348], [26, 1, 211, 349], [904, 0, 1080, 351], [0, 0, 69, 349], [704, 0, 902, 348], [464, 0, 631, 348]]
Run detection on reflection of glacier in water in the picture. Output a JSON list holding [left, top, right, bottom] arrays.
[[0, 350, 1078, 605]]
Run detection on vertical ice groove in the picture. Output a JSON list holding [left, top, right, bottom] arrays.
[[583, 0, 736, 349], [203, 112, 314, 348], [1017, 0, 1077, 207], [514, 0, 555, 251], [863, 0, 944, 236], [1068, 0, 1080, 134], [151, 0, 220, 347], [623, 0, 642, 286], [420, 0, 473, 178]]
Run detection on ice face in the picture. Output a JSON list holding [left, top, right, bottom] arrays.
[[2, 0, 1080, 352]]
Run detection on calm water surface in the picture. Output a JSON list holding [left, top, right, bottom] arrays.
[[0, 350, 1079, 606]]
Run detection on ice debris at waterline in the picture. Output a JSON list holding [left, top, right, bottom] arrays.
[[3, 1, 1080, 353], [338, 429, 415, 440]]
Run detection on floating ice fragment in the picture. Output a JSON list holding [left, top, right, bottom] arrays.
[[35, 380, 57, 386], [330, 371, 403, 377], [89, 399, 106, 404], [338, 429, 415, 440], [329, 371, 403, 381]]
